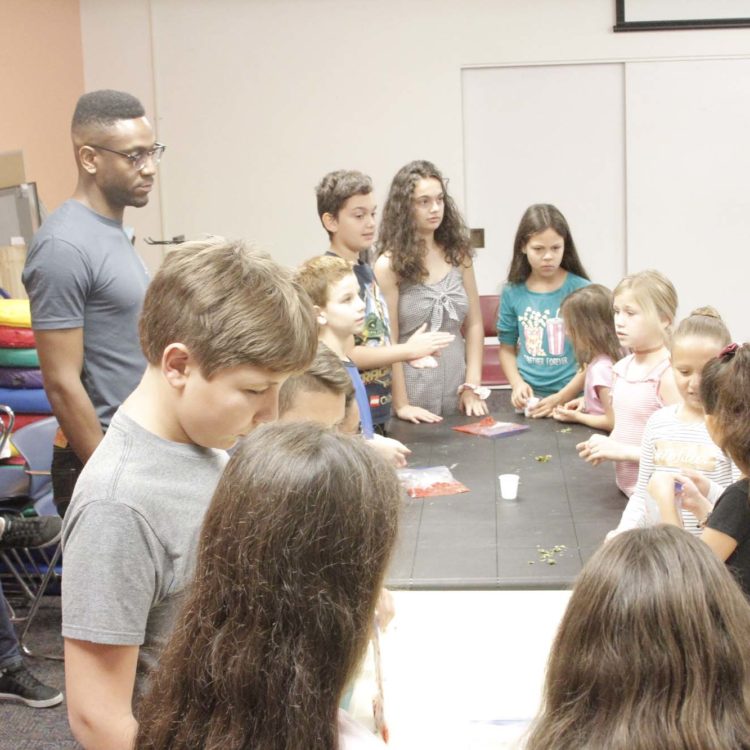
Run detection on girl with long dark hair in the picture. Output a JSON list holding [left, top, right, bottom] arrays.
[[135, 421, 401, 750], [497, 204, 590, 417]]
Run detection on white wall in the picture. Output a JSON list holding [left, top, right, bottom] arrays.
[[625, 58, 750, 339], [79, 0, 165, 272], [462, 63, 626, 296], [79, 0, 750, 335]]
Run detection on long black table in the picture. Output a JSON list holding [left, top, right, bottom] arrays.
[[385, 390, 626, 590]]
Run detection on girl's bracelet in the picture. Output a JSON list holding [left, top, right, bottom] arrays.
[[457, 383, 491, 400], [698, 511, 712, 529]]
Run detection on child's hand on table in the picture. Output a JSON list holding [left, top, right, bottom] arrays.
[[563, 397, 584, 411], [510, 382, 533, 410], [553, 397, 583, 422], [553, 406, 580, 422], [528, 393, 561, 418], [395, 404, 443, 424], [459, 389, 489, 417]]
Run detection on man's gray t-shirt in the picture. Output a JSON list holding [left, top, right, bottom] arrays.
[[61, 410, 228, 670], [22, 199, 149, 429]]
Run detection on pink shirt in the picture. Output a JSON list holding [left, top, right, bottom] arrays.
[[584, 355, 614, 415], [610, 354, 672, 496]]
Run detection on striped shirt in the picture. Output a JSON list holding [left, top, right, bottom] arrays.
[[625, 404, 737, 534]]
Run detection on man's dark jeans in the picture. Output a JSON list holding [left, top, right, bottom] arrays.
[[51, 445, 84, 518]]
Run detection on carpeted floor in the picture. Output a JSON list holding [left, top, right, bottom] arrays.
[[0, 597, 79, 750]]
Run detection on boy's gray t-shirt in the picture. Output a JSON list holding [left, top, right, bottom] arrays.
[[22, 199, 150, 429], [61, 410, 228, 670]]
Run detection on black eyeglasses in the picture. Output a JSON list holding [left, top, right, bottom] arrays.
[[88, 143, 166, 170]]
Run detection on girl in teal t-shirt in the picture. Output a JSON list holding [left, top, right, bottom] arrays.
[[497, 204, 590, 417]]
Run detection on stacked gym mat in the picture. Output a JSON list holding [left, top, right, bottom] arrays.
[[0, 299, 51, 430]]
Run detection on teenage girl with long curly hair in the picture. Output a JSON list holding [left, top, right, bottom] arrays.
[[374, 160, 488, 423], [134, 421, 401, 750]]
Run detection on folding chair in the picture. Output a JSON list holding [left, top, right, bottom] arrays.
[[479, 294, 509, 387], [0, 408, 61, 658]]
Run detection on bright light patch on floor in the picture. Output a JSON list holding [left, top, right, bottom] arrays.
[[349, 589, 571, 749]]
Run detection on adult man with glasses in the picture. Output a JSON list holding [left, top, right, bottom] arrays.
[[23, 90, 162, 516]]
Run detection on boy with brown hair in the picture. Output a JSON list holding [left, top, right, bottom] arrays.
[[316, 170, 453, 433], [62, 239, 317, 750], [295, 255, 409, 467], [277, 342, 397, 631], [278, 342, 355, 430]]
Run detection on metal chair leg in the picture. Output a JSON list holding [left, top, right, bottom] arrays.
[[18, 543, 62, 660], [1, 543, 63, 660]]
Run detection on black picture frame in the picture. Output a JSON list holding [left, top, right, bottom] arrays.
[[614, 0, 750, 31]]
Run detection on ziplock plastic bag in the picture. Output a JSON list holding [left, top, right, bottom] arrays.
[[452, 416, 529, 438], [397, 465, 469, 498]]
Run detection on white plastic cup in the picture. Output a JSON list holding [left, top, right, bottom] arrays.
[[524, 396, 540, 417], [499, 473, 520, 500]]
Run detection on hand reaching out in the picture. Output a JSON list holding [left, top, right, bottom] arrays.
[[528, 393, 561, 418], [553, 405, 579, 423], [553, 397, 584, 422], [576, 433, 619, 466], [405, 323, 454, 359], [369, 434, 411, 468], [563, 397, 584, 411]]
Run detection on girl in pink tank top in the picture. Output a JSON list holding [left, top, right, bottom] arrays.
[[609, 354, 673, 494], [577, 270, 680, 496]]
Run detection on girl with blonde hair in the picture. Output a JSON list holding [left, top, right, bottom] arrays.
[[613, 307, 735, 535], [665, 342, 750, 594], [577, 269, 680, 496]]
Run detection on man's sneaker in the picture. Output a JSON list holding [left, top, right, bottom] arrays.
[[0, 514, 62, 550], [0, 663, 63, 708]]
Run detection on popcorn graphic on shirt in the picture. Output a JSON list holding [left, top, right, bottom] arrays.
[[519, 307, 550, 357], [546, 316, 566, 356]]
